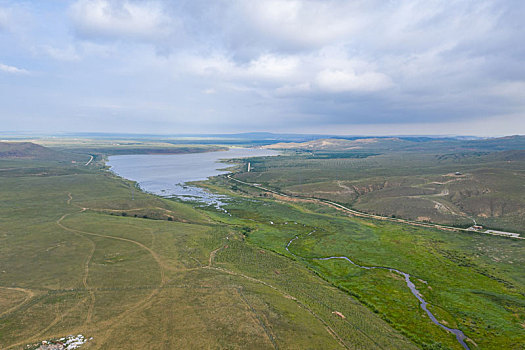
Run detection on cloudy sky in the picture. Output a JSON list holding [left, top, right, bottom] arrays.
[[0, 0, 523, 136]]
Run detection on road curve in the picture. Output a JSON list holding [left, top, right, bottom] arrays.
[[226, 174, 523, 240], [85, 155, 94, 166]]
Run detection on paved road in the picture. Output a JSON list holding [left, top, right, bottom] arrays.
[[226, 174, 523, 240], [85, 155, 94, 166]]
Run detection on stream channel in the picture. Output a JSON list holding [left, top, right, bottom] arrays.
[[286, 231, 470, 350]]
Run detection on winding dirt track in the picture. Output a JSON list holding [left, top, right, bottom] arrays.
[[201, 229, 348, 348], [85, 155, 94, 166], [64, 193, 97, 325], [204, 264, 349, 349], [54, 193, 167, 349], [0, 287, 35, 318], [237, 287, 279, 350], [9, 192, 352, 349]]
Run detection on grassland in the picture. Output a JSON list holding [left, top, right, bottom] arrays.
[[1, 137, 524, 350], [236, 144, 525, 233], [0, 148, 418, 349], [205, 175, 524, 349]]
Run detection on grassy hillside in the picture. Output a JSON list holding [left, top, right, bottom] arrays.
[[0, 142, 83, 162], [235, 144, 525, 233], [205, 174, 525, 349], [29, 138, 228, 156], [263, 135, 525, 153], [0, 155, 417, 349]]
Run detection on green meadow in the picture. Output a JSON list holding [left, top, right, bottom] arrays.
[[205, 174, 525, 349]]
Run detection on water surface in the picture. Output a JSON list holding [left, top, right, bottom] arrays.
[[107, 148, 278, 208]]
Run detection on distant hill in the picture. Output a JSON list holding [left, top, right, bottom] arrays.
[[262, 135, 525, 153], [262, 138, 405, 150], [0, 142, 68, 160], [492, 149, 525, 161], [463, 135, 525, 151]]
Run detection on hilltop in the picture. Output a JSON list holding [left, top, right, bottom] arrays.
[[0, 142, 71, 160]]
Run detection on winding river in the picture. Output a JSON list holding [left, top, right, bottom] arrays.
[[286, 232, 470, 350]]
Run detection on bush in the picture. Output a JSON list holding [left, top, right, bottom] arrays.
[[423, 342, 452, 350]]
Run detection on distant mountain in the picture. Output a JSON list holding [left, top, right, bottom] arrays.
[[0, 142, 68, 160]]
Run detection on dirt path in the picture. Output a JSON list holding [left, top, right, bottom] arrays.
[[55, 193, 168, 349], [208, 235, 233, 267], [237, 287, 279, 350], [0, 287, 35, 318], [204, 237, 348, 349], [57, 206, 97, 327], [208, 246, 222, 267], [336, 181, 354, 193], [83, 239, 96, 325], [57, 212, 166, 287], [6, 297, 88, 350], [204, 264, 349, 349]]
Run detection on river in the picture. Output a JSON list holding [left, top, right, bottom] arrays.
[[285, 232, 470, 350]]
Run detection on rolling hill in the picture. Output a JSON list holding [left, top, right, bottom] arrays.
[[0, 142, 66, 160]]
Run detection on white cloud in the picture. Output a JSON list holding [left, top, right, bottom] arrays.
[[70, 0, 176, 42], [232, 1, 364, 50], [0, 63, 29, 74], [0, 4, 30, 33], [275, 82, 311, 96], [39, 45, 81, 61], [0, 7, 9, 30], [316, 69, 392, 92], [486, 81, 525, 102], [244, 54, 300, 81], [185, 53, 300, 83]]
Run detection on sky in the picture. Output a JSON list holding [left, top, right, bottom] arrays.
[[0, 0, 524, 136]]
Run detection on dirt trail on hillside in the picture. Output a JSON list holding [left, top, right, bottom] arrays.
[[203, 261, 349, 349], [55, 194, 168, 349], [0, 287, 35, 318]]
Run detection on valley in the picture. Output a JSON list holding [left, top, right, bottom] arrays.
[[0, 137, 523, 350]]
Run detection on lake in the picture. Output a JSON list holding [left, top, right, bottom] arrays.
[[107, 148, 279, 208]]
